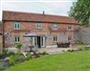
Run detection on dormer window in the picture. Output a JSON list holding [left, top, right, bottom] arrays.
[[14, 22, 20, 30], [35, 23, 42, 30], [52, 24, 59, 30]]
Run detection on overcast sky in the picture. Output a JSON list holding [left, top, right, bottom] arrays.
[[0, 0, 77, 21]]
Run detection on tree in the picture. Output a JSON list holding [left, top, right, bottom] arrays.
[[69, 0, 90, 25]]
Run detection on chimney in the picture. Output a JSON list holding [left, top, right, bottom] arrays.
[[43, 11, 45, 15]]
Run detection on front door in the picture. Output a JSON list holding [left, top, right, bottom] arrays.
[[36, 36, 46, 48], [37, 36, 41, 48]]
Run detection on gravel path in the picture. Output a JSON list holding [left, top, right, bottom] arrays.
[[38, 47, 79, 54]]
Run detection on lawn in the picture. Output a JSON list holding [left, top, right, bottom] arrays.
[[6, 50, 90, 71]]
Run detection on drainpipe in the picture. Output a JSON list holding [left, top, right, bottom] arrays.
[[2, 20, 5, 48]]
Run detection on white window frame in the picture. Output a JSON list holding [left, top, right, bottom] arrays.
[[52, 24, 59, 30], [35, 23, 42, 30], [15, 36, 20, 43], [68, 25, 73, 30], [14, 22, 20, 30], [53, 36, 57, 42]]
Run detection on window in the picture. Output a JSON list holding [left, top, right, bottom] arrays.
[[52, 24, 59, 30], [68, 25, 72, 30], [15, 36, 20, 43], [68, 36, 72, 41], [14, 22, 20, 30], [53, 36, 57, 42], [35, 23, 42, 30]]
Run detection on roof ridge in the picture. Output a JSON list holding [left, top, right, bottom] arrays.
[[3, 10, 73, 19]]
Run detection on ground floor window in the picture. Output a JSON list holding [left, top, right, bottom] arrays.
[[53, 36, 57, 42], [68, 36, 72, 41], [15, 36, 20, 43]]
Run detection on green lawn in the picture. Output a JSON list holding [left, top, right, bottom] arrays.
[[6, 50, 90, 71]]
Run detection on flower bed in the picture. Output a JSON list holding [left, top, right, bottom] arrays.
[[57, 42, 70, 48]]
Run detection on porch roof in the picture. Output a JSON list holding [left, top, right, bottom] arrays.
[[24, 33, 37, 37]]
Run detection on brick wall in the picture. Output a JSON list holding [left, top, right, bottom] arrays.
[[4, 21, 77, 47]]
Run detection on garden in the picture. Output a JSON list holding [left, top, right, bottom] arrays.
[[0, 41, 90, 71], [5, 49, 90, 71], [0, 43, 48, 71]]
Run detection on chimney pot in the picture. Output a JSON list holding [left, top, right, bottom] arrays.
[[43, 11, 45, 15]]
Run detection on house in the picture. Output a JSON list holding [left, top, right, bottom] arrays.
[[2, 11, 79, 48], [0, 22, 3, 54]]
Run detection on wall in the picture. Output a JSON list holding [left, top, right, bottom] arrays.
[[76, 26, 90, 44], [0, 34, 2, 54], [4, 21, 77, 47]]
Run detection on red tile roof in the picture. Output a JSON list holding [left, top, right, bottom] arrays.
[[3, 11, 78, 24]]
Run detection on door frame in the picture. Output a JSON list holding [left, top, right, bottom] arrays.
[[40, 36, 46, 48]]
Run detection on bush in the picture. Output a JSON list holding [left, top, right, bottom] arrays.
[[13, 51, 26, 63], [26, 52, 32, 60], [15, 54, 24, 63], [9, 52, 25, 65], [0, 49, 7, 59], [0, 63, 6, 71], [82, 47, 90, 51], [75, 41, 84, 44], [67, 49, 74, 52], [57, 42, 70, 48], [39, 51, 49, 55], [7, 52, 15, 57], [9, 55, 16, 65], [16, 43, 22, 49]]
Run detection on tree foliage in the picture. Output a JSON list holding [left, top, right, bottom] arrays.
[[69, 0, 90, 25]]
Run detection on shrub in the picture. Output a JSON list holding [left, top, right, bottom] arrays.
[[26, 52, 32, 60], [57, 42, 70, 48], [67, 49, 74, 52], [39, 51, 49, 55], [83, 47, 90, 50], [9, 55, 16, 65], [16, 43, 22, 49], [15, 54, 24, 63], [0, 63, 6, 71], [7, 52, 15, 57], [0, 48, 7, 59], [14, 51, 26, 63], [75, 41, 84, 44]]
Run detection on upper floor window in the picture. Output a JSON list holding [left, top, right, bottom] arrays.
[[68, 25, 73, 30], [52, 24, 59, 30], [14, 22, 20, 30], [35, 23, 42, 30]]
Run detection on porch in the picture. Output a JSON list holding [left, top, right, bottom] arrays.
[[23, 33, 46, 48]]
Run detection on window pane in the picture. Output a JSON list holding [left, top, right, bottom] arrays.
[[52, 24, 59, 30], [53, 36, 57, 42], [15, 36, 20, 42], [36, 23, 42, 29], [14, 22, 20, 30]]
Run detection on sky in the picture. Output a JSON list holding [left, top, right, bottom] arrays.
[[0, 0, 77, 21]]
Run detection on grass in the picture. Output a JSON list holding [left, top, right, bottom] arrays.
[[6, 50, 90, 71]]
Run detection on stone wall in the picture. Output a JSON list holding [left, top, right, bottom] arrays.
[[76, 26, 90, 44]]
